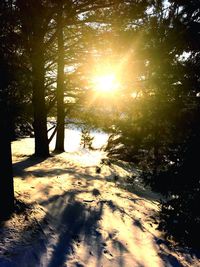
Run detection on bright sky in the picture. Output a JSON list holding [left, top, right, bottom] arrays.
[[92, 73, 120, 93]]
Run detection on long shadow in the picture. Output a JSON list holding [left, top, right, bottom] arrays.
[[14, 167, 78, 179], [13, 155, 47, 177], [43, 190, 104, 267], [10, 156, 192, 266], [157, 247, 184, 267], [0, 200, 47, 267], [38, 189, 134, 267], [103, 171, 162, 203], [1, 187, 188, 267], [47, 201, 85, 267], [13, 155, 82, 179], [112, 239, 128, 267], [38, 189, 86, 207]]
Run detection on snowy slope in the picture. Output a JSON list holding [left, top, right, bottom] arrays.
[[0, 133, 199, 267]]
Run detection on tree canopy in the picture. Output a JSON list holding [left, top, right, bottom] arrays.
[[0, 0, 200, 249]]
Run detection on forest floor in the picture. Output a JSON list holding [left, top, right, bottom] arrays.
[[0, 136, 199, 267]]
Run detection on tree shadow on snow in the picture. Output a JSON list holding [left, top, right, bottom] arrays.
[[13, 155, 48, 177], [4, 187, 187, 267], [13, 155, 81, 179], [11, 156, 190, 266], [38, 190, 105, 267]]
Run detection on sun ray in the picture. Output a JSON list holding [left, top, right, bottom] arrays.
[[92, 73, 119, 93]]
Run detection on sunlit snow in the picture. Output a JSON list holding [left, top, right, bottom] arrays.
[[3, 125, 198, 267]]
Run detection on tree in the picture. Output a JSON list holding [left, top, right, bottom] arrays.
[[16, 0, 52, 157], [53, 0, 125, 151], [80, 127, 94, 149], [0, 99, 14, 220], [156, 0, 200, 248], [0, 1, 15, 219], [16, 0, 126, 155], [55, 2, 65, 152], [103, 0, 200, 248]]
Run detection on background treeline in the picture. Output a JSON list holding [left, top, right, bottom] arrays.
[[104, 1, 200, 249], [0, 0, 200, 249]]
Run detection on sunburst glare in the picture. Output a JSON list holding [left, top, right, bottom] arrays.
[[92, 73, 120, 93]]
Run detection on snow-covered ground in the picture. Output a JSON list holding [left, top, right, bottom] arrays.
[[0, 127, 199, 267], [48, 123, 109, 153]]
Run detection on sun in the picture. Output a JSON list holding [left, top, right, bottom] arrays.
[[92, 73, 119, 93]]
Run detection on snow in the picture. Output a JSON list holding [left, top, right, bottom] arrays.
[[47, 123, 109, 153], [0, 128, 200, 267]]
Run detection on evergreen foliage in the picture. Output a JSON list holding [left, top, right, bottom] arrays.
[[104, 0, 200, 248], [80, 127, 94, 149], [1, 0, 200, 249]]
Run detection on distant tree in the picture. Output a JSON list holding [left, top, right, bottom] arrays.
[[80, 127, 94, 149]]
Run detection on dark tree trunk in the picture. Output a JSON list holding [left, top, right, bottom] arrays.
[[17, 0, 49, 158], [31, 40, 49, 157], [0, 102, 14, 221], [153, 116, 160, 176], [55, 10, 65, 152]]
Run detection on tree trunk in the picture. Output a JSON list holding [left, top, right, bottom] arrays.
[[0, 102, 14, 221], [153, 116, 160, 176], [55, 10, 65, 152], [31, 41, 49, 157]]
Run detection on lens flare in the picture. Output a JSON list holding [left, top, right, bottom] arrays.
[[92, 73, 119, 93]]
